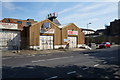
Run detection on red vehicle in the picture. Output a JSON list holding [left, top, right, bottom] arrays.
[[99, 42, 111, 48]]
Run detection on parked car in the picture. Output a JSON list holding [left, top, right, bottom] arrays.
[[99, 42, 111, 48]]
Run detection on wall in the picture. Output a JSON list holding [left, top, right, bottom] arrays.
[[28, 19, 61, 48], [27, 20, 85, 49], [85, 35, 120, 44], [61, 23, 84, 45], [0, 30, 20, 50]]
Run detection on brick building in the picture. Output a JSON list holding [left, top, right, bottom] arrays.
[[92, 19, 120, 44], [1, 18, 38, 49], [0, 22, 21, 50], [106, 19, 120, 36], [26, 13, 85, 50], [2, 18, 37, 28]]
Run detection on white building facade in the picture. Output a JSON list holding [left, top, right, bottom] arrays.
[[0, 22, 21, 50]]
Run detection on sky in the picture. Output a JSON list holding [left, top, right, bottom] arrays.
[[1, 0, 119, 30]]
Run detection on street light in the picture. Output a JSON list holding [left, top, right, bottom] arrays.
[[87, 22, 91, 33], [87, 22, 92, 47]]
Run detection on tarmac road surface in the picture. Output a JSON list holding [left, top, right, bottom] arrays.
[[2, 45, 120, 79]]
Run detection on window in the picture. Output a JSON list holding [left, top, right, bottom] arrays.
[[43, 23, 50, 28], [6, 19, 10, 23], [17, 21, 22, 24], [26, 22, 31, 26]]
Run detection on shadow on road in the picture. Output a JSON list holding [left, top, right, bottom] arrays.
[[2, 65, 120, 80], [2, 46, 120, 80], [88, 47, 120, 66]]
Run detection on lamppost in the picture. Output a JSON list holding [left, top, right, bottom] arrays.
[[87, 22, 91, 46], [87, 22, 91, 33]]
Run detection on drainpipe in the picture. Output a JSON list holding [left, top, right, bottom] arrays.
[[60, 28, 62, 47]]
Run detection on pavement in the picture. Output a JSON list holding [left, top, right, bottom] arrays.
[[1, 48, 87, 57], [1, 44, 119, 57]]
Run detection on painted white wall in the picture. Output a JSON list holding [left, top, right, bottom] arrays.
[[82, 30, 95, 35], [0, 30, 20, 50]]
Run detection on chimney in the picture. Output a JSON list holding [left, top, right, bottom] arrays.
[[47, 12, 58, 21]]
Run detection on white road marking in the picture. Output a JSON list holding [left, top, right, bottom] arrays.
[[83, 67, 89, 70], [39, 55, 45, 56], [27, 54, 31, 56], [27, 67, 34, 69], [84, 54, 89, 55], [67, 71, 76, 74], [2, 57, 12, 60], [31, 55, 35, 56], [26, 56, 33, 57], [32, 60, 45, 63], [47, 56, 74, 61], [32, 56, 74, 63], [103, 62, 107, 64], [45, 76, 58, 80], [94, 64, 99, 67], [46, 52, 51, 53]]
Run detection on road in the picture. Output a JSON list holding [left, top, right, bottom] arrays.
[[2, 45, 120, 79]]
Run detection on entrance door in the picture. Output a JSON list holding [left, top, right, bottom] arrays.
[[40, 36, 53, 50], [68, 37, 77, 48]]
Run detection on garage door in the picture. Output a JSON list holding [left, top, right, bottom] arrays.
[[40, 36, 53, 50], [68, 37, 77, 48], [0, 31, 20, 50]]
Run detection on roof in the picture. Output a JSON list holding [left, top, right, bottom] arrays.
[[58, 23, 72, 28], [81, 28, 95, 31], [31, 19, 60, 29], [3, 18, 37, 22], [96, 29, 105, 32], [52, 19, 61, 26]]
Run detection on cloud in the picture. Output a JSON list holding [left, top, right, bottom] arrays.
[[2, 2, 16, 10], [88, 18, 99, 22], [0, 2, 2, 19], [78, 3, 107, 12], [59, 2, 118, 24], [2, 2, 26, 11], [38, 9, 51, 19], [59, 4, 83, 14], [1, 0, 119, 2]]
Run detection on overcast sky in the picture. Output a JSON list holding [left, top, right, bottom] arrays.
[[1, 0, 119, 30]]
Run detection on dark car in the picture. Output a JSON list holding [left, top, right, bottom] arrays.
[[99, 42, 111, 48]]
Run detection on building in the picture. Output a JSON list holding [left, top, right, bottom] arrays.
[[58, 23, 84, 48], [0, 22, 21, 50], [104, 19, 120, 44], [106, 19, 120, 36], [88, 19, 120, 44], [2, 18, 37, 28], [25, 13, 85, 50], [81, 28, 95, 35], [26, 19, 85, 50], [27, 19, 61, 50], [1, 13, 85, 50], [95, 29, 105, 35], [1, 18, 38, 49]]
